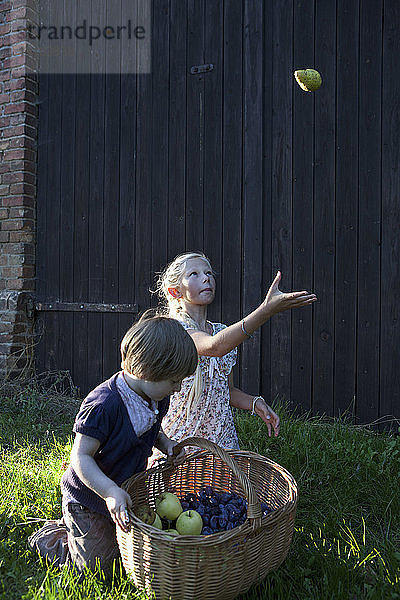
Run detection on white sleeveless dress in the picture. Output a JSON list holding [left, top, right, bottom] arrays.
[[148, 321, 240, 466]]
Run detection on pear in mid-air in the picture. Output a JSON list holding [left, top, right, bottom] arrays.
[[294, 69, 322, 92]]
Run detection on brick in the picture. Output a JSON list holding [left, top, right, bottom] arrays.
[[3, 54, 26, 70], [3, 242, 25, 253], [0, 230, 9, 242], [7, 136, 35, 150], [12, 41, 28, 55], [0, 207, 8, 219], [9, 231, 33, 242], [12, 0, 37, 9], [3, 265, 34, 278], [8, 253, 32, 266], [0, 139, 11, 150], [1, 31, 25, 46], [0, 70, 11, 82], [2, 196, 34, 207], [1, 219, 24, 230], [0, 115, 11, 127], [10, 182, 35, 195], [7, 77, 25, 91], [0, 47, 12, 60], [2, 124, 25, 137], [6, 6, 27, 21], [4, 147, 34, 161], [0, 22, 11, 35], [6, 278, 34, 291], [10, 88, 36, 103], [0, 184, 10, 195], [3, 171, 35, 185]]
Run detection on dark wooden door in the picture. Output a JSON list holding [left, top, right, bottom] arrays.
[[35, 0, 400, 428]]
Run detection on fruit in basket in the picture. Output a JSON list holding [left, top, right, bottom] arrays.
[[176, 510, 203, 535], [155, 492, 183, 520], [152, 513, 162, 529], [164, 528, 179, 536], [177, 487, 275, 535], [136, 504, 157, 525]]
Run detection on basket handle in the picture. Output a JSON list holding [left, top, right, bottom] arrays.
[[172, 436, 263, 528]]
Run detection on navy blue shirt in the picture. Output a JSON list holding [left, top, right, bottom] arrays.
[[61, 373, 169, 518]]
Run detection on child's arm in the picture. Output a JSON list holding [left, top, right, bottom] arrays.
[[190, 271, 316, 357], [228, 373, 280, 437], [70, 433, 132, 532]]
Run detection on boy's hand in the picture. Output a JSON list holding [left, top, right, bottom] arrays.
[[264, 271, 317, 316], [104, 486, 132, 532], [166, 439, 187, 465]]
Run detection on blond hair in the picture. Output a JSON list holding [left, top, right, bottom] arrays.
[[120, 314, 198, 382], [154, 252, 215, 418]]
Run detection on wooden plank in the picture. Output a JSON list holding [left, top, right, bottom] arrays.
[[119, 1, 138, 313], [35, 302, 138, 313], [167, 0, 187, 258], [221, 0, 243, 387], [44, 0, 62, 377], [203, 0, 223, 323], [270, 1, 293, 403], [260, 0, 273, 401], [150, 0, 170, 304], [313, 0, 336, 416], [381, 0, 400, 426], [71, 7, 92, 395], [334, 0, 359, 419], [357, 0, 382, 425], [291, 0, 315, 414], [87, 0, 107, 386], [102, 1, 122, 391], [57, 1, 77, 386], [34, 0, 50, 375], [241, 0, 264, 395], [135, 0, 153, 318], [185, 0, 205, 250]]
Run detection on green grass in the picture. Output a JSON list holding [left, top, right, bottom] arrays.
[[0, 380, 399, 600]]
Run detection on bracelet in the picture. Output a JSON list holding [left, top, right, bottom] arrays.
[[251, 396, 263, 415], [241, 319, 253, 338]]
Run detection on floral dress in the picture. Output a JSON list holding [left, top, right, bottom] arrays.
[[148, 321, 240, 466]]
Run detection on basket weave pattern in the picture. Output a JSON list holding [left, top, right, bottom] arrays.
[[117, 437, 297, 600]]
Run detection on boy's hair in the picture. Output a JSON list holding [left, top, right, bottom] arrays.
[[120, 314, 198, 382]]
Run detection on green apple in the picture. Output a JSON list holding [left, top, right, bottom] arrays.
[[136, 504, 156, 525], [164, 528, 179, 537], [152, 513, 162, 530], [155, 492, 183, 521], [294, 69, 322, 92], [175, 510, 203, 536]]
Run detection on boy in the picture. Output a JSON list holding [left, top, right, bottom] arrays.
[[29, 315, 198, 576]]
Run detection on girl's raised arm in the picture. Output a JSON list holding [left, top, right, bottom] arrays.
[[189, 271, 316, 357]]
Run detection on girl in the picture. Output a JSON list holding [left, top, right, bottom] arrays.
[[29, 315, 198, 577], [149, 252, 317, 464]]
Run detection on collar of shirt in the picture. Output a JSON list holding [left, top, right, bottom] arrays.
[[116, 372, 159, 437]]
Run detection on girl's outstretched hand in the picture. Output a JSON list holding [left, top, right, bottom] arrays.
[[264, 271, 317, 315]]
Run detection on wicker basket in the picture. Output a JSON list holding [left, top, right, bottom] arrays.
[[117, 437, 297, 600]]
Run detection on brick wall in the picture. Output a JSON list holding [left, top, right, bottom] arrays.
[[0, 0, 38, 376]]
